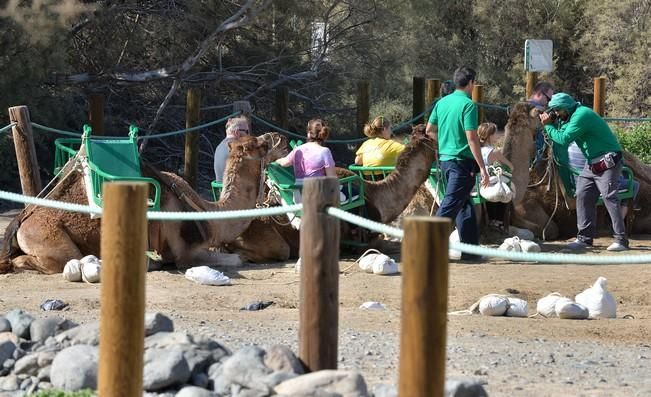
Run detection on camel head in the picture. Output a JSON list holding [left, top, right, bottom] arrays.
[[502, 102, 542, 205], [258, 132, 289, 161]]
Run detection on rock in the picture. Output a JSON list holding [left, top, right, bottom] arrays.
[[143, 348, 191, 391], [274, 370, 369, 397], [0, 318, 11, 333], [0, 341, 17, 366], [12, 348, 25, 360], [3, 359, 15, 369], [261, 371, 297, 388], [5, 310, 34, 340], [445, 378, 488, 397], [50, 345, 98, 391], [0, 374, 19, 391], [220, 346, 272, 392], [54, 322, 97, 346], [145, 312, 174, 336], [37, 351, 56, 367], [30, 318, 77, 342], [13, 354, 39, 376], [0, 333, 19, 345], [264, 345, 304, 375], [18, 376, 32, 391], [373, 383, 397, 397], [37, 366, 50, 382], [176, 385, 216, 397], [183, 348, 214, 376], [190, 372, 210, 389]]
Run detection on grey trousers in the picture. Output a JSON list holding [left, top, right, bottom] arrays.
[[575, 160, 626, 244]]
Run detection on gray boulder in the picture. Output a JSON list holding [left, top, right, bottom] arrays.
[[0, 374, 19, 391], [0, 318, 11, 333], [445, 378, 488, 397], [37, 351, 57, 368], [0, 341, 17, 366], [13, 354, 39, 376], [30, 318, 77, 342], [54, 322, 96, 346], [50, 345, 98, 391], [143, 348, 191, 391], [145, 312, 174, 336], [220, 346, 272, 392], [37, 366, 50, 382], [5, 310, 34, 340], [274, 370, 369, 397], [373, 383, 397, 397], [176, 385, 216, 397], [264, 345, 304, 375]]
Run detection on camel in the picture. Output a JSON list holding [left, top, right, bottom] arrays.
[[0, 133, 288, 274], [227, 125, 438, 262], [502, 102, 651, 239]]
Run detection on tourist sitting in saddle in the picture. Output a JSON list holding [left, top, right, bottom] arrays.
[[275, 118, 336, 179], [540, 93, 628, 252], [568, 142, 640, 218], [354, 116, 405, 180], [213, 117, 251, 182]]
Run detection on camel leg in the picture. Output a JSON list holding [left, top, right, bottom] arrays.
[[227, 219, 291, 263], [513, 202, 559, 240], [15, 222, 82, 274]]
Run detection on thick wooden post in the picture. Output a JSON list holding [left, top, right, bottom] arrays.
[[274, 87, 289, 130], [526, 71, 538, 99], [184, 87, 201, 188], [299, 177, 340, 371], [472, 84, 485, 123], [426, 78, 440, 121], [88, 93, 105, 136], [413, 76, 425, 124], [594, 77, 606, 116], [8, 106, 42, 199], [356, 81, 370, 136], [399, 217, 451, 397], [98, 182, 148, 397]]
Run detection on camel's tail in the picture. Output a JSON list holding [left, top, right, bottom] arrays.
[[0, 214, 23, 273]]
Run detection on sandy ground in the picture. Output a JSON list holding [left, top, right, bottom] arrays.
[[1, 210, 651, 396]]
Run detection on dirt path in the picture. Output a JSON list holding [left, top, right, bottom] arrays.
[[2, 210, 651, 396]]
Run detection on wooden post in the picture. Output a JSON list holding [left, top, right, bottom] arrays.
[[356, 81, 370, 136], [184, 87, 201, 188], [299, 177, 340, 372], [426, 78, 440, 121], [274, 87, 289, 130], [526, 71, 538, 99], [413, 76, 425, 124], [399, 217, 451, 397], [88, 93, 105, 136], [8, 106, 42, 199], [594, 76, 606, 116], [98, 182, 148, 397], [472, 84, 485, 123]]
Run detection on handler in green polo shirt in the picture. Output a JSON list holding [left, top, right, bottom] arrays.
[[426, 66, 489, 260], [540, 92, 627, 252]]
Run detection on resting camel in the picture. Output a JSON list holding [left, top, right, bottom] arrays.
[[502, 102, 651, 239], [227, 125, 438, 262], [0, 133, 288, 274]]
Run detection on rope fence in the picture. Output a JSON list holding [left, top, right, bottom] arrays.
[[2, 187, 651, 264], [0, 123, 17, 134]]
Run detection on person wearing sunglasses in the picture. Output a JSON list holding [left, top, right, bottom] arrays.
[[528, 81, 555, 168], [214, 117, 251, 183]]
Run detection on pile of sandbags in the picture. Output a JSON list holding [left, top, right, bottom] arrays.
[[62, 255, 101, 283], [536, 277, 616, 320]]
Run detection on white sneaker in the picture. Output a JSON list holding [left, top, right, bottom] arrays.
[[606, 242, 628, 252]]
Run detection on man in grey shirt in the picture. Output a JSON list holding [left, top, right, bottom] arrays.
[[214, 117, 250, 182]]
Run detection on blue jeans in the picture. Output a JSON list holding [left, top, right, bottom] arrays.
[[436, 159, 480, 258]]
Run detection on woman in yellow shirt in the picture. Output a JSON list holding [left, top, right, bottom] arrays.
[[355, 116, 405, 179]]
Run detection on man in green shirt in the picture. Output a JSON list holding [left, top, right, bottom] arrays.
[[540, 93, 627, 251], [426, 66, 488, 259]]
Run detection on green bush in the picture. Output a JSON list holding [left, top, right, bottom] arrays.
[[614, 122, 651, 164], [29, 390, 94, 397]]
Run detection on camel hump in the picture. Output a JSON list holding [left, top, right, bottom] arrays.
[[0, 214, 23, 273]]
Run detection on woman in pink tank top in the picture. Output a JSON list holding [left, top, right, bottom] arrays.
[[275, 118, 336, 181]]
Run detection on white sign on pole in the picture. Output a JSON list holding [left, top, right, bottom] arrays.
[[524, 40, 553, 72]]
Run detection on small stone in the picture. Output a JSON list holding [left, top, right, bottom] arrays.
[[2, 359, 14, 370], [143, 348, 191, 391], [30, 318, 76, 343], [13, 354, 39, 376], [54, 322, 97, 346], [50, 345, 98, 391], [5, 310, 34, 340], [473, 368, 488, 376], [145, 312, 174, 336], [264, 345, 304, 375], [373, 383, 397, 397], [274, 370, 369, 397], [175, 385, 215, 397], [0, 333, 19, 345], [219, 346, 272, 392], [0, 341, 17, 366], [19, 376, 32, 390], [190, 372, 209, 389], [37, 351, 57, 368], [0, 318, 11, 333], [37, 366, 50, 382], [445, 378, 488, 397], [0, 374, 19, 391]]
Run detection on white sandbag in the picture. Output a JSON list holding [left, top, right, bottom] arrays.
[[357, 250, 399, 275], [185, 266, 231, 286], [294, 257, 301, 273], [555, 300, 589, 320], [358, 253, 376, 273], [359, 301, 386, 310], [62, 259, 82, 282], [505, 297, 528, 317], [575, 277, 617, 319], [519, 239, 541, 253], [81, 261, 101, 283], [536, 293, 564, 317], [80, 255, 99, 265], [478, 295, 508, 316], [449, 229, 461, 259], [499, 236, 540, 253], [480, 173, 516, 203], [508, 226, 535, 240]]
